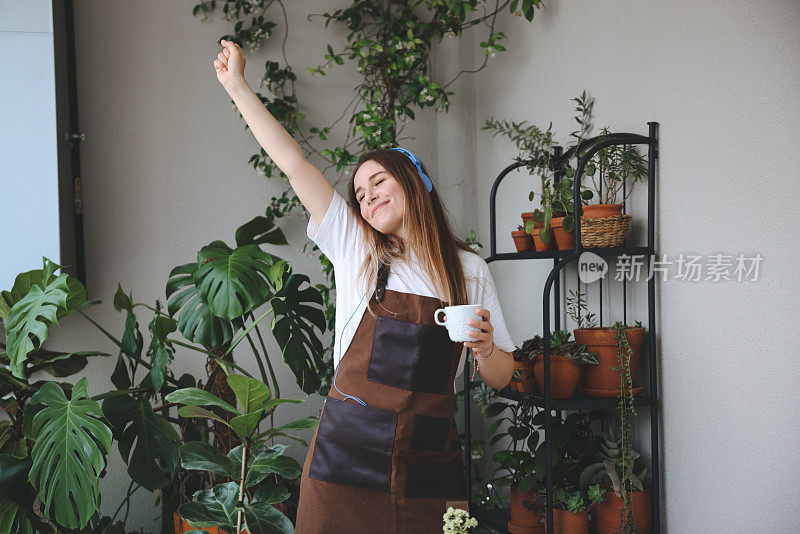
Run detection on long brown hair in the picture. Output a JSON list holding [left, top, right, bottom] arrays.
[[346, 148, 477, 318]]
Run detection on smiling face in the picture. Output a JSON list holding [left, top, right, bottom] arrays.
[[352, 159, 408, 240]]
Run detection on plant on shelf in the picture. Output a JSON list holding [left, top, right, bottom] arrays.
[[527, 410, 608, 534], [482, 91, 595, 252], [579, 423, 652, 534], [508, 337, 541, 393], [578, 126, 649, 248], [582, 126, 648, 212], [531, 331, 599, 399], [484, 395, 543, 532], [536, 484, 606, 534], [512, 224, 535, 253]]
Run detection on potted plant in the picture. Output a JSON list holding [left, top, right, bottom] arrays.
[[167, 372, 312, 533], [485, 396, 544, 533], [508, 338, 540, 393], [482, 91, 595, 252], [513, 224, 535, 252], [571, 319, 646, 399], [579, 423, 652, 534], [579, 126, 648, 247], [520, 213, 555, 252], [539, 485, 606, 534], [527, 410, 608, 534], [531, 331, 599, 398]]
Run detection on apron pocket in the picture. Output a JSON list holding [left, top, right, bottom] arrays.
[[405, 461, 466, 498], [368, 315, 455, 394], [308, 397, 398, 493], [410, 414, 450, 452]]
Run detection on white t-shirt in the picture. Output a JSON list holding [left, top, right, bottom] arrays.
[[306, 188, 516, 387]]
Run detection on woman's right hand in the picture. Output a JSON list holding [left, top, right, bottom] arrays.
[[214, 39, 246, 88]]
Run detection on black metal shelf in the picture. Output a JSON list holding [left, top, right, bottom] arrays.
[[470, 382, 657, 411], [463, 122, 661, 534], [485, 246, 653, 262]]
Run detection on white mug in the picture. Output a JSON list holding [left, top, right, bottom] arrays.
[[434, 304, 482, 342]]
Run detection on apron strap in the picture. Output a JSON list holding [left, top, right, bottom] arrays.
[[375, 259, 390, 303]]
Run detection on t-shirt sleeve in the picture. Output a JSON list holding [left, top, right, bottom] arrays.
[[306, 188, 361, 267], [455, 255, 517, 379]]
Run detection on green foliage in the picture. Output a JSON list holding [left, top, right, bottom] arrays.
[[102, 393, 180, 491], [169, 373, 309, 533], [27, 378, 112, 529], [483, 91, 595, 243], [584, 126, 648, 205], [565, 289, 597, 329], [4, 258, 72, 378], [529, 330, 599, 366]]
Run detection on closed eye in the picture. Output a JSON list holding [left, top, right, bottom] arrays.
[[358, 179, 384, 203]]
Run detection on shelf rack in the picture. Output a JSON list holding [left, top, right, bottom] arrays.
[[463, 122, 660, 534]]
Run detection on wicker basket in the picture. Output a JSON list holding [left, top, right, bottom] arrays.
[[580, 214, 632, 248]]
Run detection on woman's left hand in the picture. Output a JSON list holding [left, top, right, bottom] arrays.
[[465, 308, 494, 356]]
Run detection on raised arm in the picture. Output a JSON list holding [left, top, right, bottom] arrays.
[[214, 39, 334, 225]]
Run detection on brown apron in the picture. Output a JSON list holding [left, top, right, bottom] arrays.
[[295, 260, 467, 533]]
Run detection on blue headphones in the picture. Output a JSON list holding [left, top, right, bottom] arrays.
[[390, 147, 433, 192]]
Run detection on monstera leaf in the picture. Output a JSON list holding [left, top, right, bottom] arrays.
[[270, 271, 327, 394], [5, 259, 71, 378], [0, 258, 85, 322], [166, 262, 234, 348], [194, 242, 278, 321], [102, 394, 179, 492], [27, 378, 112, 529], [235, 213, 288, 248]]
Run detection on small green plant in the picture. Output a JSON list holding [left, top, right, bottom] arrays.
[[611, 320, 643, 533], [533, 483, 605, 513], [566, 289, 597, 329], [532, 330, 599, 366], [442, 506, 479, 533], [465, 229, 484, 253], [579, 422, 649, 534], [583, 127, 648, 205]]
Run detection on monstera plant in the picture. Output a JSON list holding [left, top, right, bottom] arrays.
[[0, 247, 325, 532]]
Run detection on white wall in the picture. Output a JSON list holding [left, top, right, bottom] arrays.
[[444, 0, 800, 532], [14, 0, 800, 532]]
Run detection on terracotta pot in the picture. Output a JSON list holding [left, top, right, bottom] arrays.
[[531, 226, 556, 251], [521, 212, 536, 228], [549, 217, 575, 250], [543, 508, 589, 534], [513, 230, 535, 252], [173, 510, 248, 534], [509, 358, 537, 393], [509, 485, 544, 532], [174, 510, 230, 534], [580, 204, 623, 218], [533, 354, 581, 398], [573, 327, 646, 397], [592, 486, 652, 534]]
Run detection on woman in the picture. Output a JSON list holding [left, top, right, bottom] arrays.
[[214, 39, 515, 533]]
